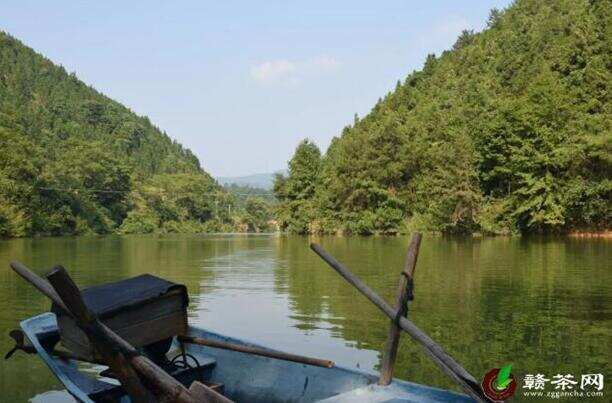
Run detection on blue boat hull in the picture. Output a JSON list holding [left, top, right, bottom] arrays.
[[21, 313, 473, 402]]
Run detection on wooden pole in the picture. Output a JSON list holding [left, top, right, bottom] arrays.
[[310, 244, 491, 403], [10, 261, 69, 312], [10, 261, 148, 396], [46, 266, 156, 403], [52, 268, 233, 403], [11, 262, 232, 403], [378, 233, 421, 385], [178, 335, 334, 368]]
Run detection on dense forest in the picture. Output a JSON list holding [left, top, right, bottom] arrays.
[[1, 0, 609, 238], [275, 0, 611, 235], [0, 32, 272, 237]]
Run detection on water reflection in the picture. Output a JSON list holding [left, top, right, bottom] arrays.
[[273, 236, 612, 395], [0, 234, 609, 401]]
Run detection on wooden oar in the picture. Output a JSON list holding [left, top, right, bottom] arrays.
[[310, 244, 492, 403], [10, 261, 69, 313], [10, 261, 232, 403], [10, 261, 153, 401], [46, 266, 154, 403], [378, 233, 421, 385], [178, 335, 334, 368]]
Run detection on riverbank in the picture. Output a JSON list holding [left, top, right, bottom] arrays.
[[3, 228, 612, 240], [568, 231, 612, 239]]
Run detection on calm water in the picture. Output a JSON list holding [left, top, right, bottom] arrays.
[[0, 234, 609, 402]]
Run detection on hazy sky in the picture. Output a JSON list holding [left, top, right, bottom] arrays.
[[1, 0, 512, 177]]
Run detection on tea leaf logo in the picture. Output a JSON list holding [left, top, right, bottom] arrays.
[[495, 364, 513, 390], [482, 364, 517, 401]]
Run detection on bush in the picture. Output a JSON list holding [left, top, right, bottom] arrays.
[[0, 200, 27, 238], [117, 210, 159, 234]]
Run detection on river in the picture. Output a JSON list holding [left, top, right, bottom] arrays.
[[0, 234, 609, 401]]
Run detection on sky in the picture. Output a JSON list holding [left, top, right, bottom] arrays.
[[1, 0, 512, 177]]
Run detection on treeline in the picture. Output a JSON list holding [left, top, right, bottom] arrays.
[[0, 32, 272, 237], [223, 184, 276, 232], [274, 0, 611, 235]]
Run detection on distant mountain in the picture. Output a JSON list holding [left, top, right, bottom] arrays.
[[217, 171, 285, 190]]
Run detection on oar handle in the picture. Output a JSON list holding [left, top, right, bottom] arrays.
[[10, 261, 70, 314], [10, 261, 231, 403], [310, 243, 491, 402], [178, 335, 334, 368]]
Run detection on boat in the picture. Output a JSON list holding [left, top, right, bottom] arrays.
[[7, 234, 491, 402], [18, 312, 473, 402]]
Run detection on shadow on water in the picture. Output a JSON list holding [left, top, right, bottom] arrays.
[[0, 234, 609, 401]]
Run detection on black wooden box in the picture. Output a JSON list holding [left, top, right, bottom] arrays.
[[51, 274, 188, 360]]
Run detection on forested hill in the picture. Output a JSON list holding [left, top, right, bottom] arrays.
[[0, 32, 202, 176], [0, 32, 242, 237], [274, 0, 611, 235]]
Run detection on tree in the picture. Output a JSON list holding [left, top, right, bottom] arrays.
[[274, 139, 322, 233], [243, 197, 272, 232]]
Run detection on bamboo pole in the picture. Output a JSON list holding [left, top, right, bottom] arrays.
[[10, 261, 69, 312], [45, 266, 157, 403], [10, 262, 232, 403], [378, 233, 421, 385], [178, 335, 334, 368], [310, 244, 491, 403]]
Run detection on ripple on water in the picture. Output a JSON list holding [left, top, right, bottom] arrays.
[[0, 234, 609, 401]]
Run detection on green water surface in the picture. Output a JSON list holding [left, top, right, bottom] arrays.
[[0, 234, 609, 401]]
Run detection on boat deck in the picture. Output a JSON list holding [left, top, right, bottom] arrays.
[[21, 313, 474, 402]]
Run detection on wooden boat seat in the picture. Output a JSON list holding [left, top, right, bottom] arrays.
[[99, 353, 218, 379], [96, 351, 221, 399]]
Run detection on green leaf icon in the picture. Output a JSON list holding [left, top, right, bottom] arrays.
[[495, 364, 513, 390]]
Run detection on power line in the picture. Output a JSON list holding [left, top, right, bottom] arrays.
[[35, 186, 276, 197], [38, 186, 126, 194]]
